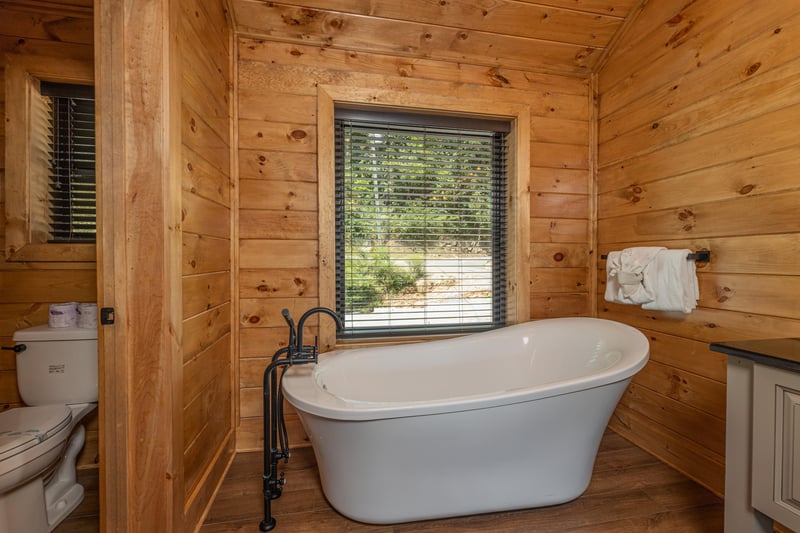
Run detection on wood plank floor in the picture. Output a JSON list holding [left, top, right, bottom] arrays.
[[200, 431, 724, 532]]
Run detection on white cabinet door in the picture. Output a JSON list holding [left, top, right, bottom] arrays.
[[753, 363, 800, 530]]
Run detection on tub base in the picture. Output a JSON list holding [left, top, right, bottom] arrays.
[[299, 380, 628, 525]]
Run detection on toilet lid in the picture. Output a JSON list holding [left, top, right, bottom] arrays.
[[0, 405, 72, 462]]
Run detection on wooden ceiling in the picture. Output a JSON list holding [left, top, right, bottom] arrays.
[[2, 0, 92, 17], [230, 0, 645, 76]]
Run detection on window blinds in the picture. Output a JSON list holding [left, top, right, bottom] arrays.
[[40, 81, 96, 243], [335, 111, 508, 337]]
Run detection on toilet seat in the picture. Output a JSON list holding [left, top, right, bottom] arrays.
[[0, 405, 73, 493], [0, 405, 72, 463]]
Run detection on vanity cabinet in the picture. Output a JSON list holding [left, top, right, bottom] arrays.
[[710, 338, 800, 533], [753, 363, 800, 530]]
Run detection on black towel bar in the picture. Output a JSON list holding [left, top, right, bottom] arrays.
[[600, 250, 710, 262]]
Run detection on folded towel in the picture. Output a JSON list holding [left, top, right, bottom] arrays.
[[604, 247, 665, 305], [641, 249, 699, 313]]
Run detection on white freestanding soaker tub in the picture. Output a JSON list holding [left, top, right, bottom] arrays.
[[282, 317, 649, 524]]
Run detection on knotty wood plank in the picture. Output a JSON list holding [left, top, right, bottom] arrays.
[[698, 273, 800, 319], [527, 0, 638, 17], [598, 147, 800, 218], [182, 144, 232, 208], [182, 273, 231, 319], [233, 1, 599, 75], [632, 359, 726, 419], [268, 0, 622, 47], [239, 297, 319, 329], [0, 10, 93, 45], [531, 218, 589, 243], [532, 142, 589, 169], [182, 103, 231, 175], [182, 233, 231, 276], [643, 328, 726, 384], [531, 167, 591, 195], [599, 0, 767, 105], [240, 239, 318, 269], [239, 180, 317, 211], [180, 44, 229, 130], [238, 357, 267, 389], [600, 48, 800, 156], [238, 150, 317, 182], [531, 243, 590, 268], [235, 415, 309, 452], [183, 335, 231, 408], [238, 40, 590, 96], [184, 357, 232, 453], [183, 402, 232, 499], [599, 103, 800, 193], [598, 190, 800, 243], [182, 191, 231, 240], [0, 270, 96, 303], [237, 57, 592, 122], [182, 304, 232, 363], [184, 434, 235, 532], [531, 292, 590, 318], [598, 305, 800, 344], [239, 326, 318, 358], [597, 233, 800, 277], [238, 90, 316, 123], [238, 210, 318, 240], [239, 268, 318, 299], [238, 119, 316, 153], [531, 192, 589, 219], [531, 267, 589, 293], [531, 115, 590, 145], [0, 35, 93, 60], [610, 404, 725, 496]]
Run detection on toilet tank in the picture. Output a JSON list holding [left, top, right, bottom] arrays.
[[12, 325, 98, 406]]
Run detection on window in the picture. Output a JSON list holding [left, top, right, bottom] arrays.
[[39, 82, 96, 243], [4, 54, 95, 261], [335, 108, 510, 337]]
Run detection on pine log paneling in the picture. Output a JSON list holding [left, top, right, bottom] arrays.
[[238, 40, 591, 96], [235, 32, 594, 449], [233, 1, 601, 75], [178, 0, 234, 529], [598, 0, 800, 496], [0, 3, 97, 469]]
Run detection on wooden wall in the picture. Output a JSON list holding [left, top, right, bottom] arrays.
[[0, 1, 98, 469], [597, 0, 800, 496], [179, 0, 235, 528], [96, 0, 235, 528], [233, 33, 593, 450]]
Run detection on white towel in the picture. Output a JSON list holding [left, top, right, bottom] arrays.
[[604, 247, 665, 305], [641, 249, 699, 313]]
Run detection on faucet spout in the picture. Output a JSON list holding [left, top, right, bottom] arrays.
[[296, 306, 343, 356]]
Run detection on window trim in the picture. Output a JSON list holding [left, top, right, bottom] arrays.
[[4, 54, 95, 261], [317, 84, 530, 349]]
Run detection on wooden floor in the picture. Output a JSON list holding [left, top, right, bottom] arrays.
[[200, 431, 724, 532]]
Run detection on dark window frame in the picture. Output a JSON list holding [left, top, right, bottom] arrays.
[[334, 108, 510, 338], [40, 81, 96, 243]]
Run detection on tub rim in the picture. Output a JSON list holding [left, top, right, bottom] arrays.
[[282, 317, 649, 421]]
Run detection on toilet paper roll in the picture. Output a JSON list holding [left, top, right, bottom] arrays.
[[49, 302, 79, 328], [77, 303, 98, 329]]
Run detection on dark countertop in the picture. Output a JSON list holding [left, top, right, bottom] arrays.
[[710, 338, 800, 373]]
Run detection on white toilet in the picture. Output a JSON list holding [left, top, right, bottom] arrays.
[[0, 325, 98, 532]]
